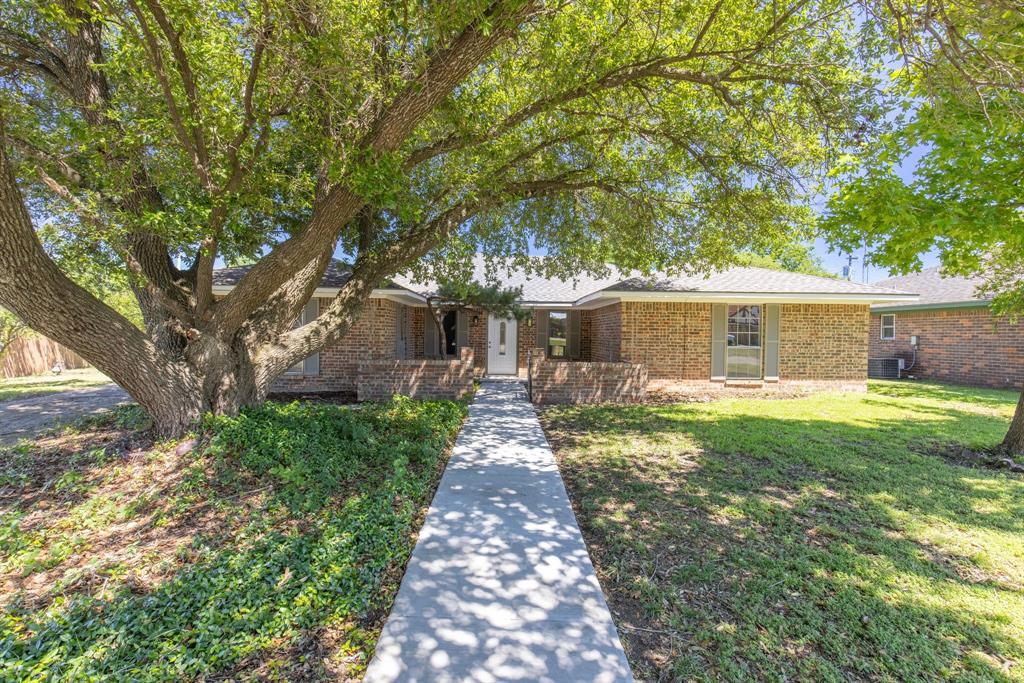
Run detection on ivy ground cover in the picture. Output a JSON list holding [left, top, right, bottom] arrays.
[[0, 397, 465, 681]]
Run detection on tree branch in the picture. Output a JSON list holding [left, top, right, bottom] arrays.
[[0, 25, 72, 93], [126, 0, 213, 190], [0, 122, 193, 409], [142, 0, 212, 175], [256, 173, 634, 380], [213, 0, 542, 339], [222, 0, 272, 196]]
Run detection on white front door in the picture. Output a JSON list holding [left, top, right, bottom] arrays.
[[487, 315, 518, 375]]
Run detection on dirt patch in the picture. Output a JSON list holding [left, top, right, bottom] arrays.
[[925, 443, 1024, 474], [0, 417, 264, 612]]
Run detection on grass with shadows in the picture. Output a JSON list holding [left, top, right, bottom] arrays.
[[0, 368, 112, 402], [0, 396, 466, 681], [540, 380, 1024, 682]]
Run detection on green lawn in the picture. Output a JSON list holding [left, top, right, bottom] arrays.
[[540, 381, 1024, 682], [0, 397, 466, 681], [0, 368, 112, 402]]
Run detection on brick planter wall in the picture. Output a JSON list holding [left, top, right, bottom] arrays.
[[357, 348, 475, 401], [869, 307, 1024, 389], [528, 348, 647, 404]]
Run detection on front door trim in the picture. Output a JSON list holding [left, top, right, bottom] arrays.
[[487, 314, 518, 375]]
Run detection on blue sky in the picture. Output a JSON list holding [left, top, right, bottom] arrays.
[[811, 138, 939, 283], [812, 237, 940, 283]]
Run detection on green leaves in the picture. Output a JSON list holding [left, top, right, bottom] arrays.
[[0, 397, 467, 681], [435, 280, 529, 320], [821, 0, 1024, 317], [3, 0, 883, 283]]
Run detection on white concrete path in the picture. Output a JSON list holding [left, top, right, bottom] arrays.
[[365, 380, 633, 683]]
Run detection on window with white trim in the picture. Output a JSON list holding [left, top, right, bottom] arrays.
[[548, 311, 568, 358], [880, 313, 895, 340], [726, 304, 762, 379]]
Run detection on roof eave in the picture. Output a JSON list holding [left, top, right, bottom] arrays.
[[574, 290, 919, 307], [870, 299, 990, 313], [210, 285, 427, 306]]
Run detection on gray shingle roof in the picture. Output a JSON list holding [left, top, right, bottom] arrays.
[[392, 256, 626, 303], [871, 267, 986, 309], [608, 267, 901, 296], [213, 257, 913, 303], [212, 259, 407, 290]]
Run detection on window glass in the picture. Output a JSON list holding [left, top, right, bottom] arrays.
[[548, 311, 568, 358], [726, 305, 762, 379], [499, 321, 507, 355], [880, 314, 895, 340], [727, 305, 760, 348]]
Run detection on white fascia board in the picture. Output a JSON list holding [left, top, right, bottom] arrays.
[[519, 301, 577, 309], [573, 290, 919, 307]]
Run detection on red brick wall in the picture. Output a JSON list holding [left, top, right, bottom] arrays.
[[869, 307, 1024, 389], [357, 348, 475, 401], [528, 348, 647, 404], [411, 307, 425, 359], [514, 312, 537, 377], [780, 304, 868, 382], [272, 298, 398, 394], [468, 312, 488, 374], [608, 301, 867, 394], [618, 302, 712, 381], [271, 297, 872, 397], [579, 311, 593, 361], [590, 303, 622, 362]]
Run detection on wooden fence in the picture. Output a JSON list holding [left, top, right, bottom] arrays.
[[2, 335, 90, 378]]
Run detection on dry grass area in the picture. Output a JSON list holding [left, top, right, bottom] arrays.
[[0, 368, 111, 402], [1, 410, 252, 613]]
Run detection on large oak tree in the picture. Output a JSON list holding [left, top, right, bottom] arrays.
[[1, 0, 880, 435]]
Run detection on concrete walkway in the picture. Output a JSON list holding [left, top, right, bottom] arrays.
[[365, 380, 633, 683], [0, 384, 130, 445]]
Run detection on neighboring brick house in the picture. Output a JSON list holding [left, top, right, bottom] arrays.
[[869, 268, 1024, 389], [213, 258, 914, 403]]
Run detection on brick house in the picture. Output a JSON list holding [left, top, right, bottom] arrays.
[[869, 268, 1024, 389], [213, 259, 914, 403]]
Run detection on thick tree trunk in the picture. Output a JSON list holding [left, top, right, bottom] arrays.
[[1002, 390, 1024, 455], [1, 1, 541, 438], [0, 129, 253, 437], [123, 343, 259, 437]]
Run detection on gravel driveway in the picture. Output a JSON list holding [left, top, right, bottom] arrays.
[[0, 384, 131, 446]]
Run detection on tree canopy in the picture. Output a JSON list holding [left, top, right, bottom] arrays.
[[822, 0, 1024, 317], [0, 0, 886, 432], [821, 0, 1024, 452]]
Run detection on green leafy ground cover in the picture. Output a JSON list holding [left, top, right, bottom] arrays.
[[0, 397, 465, 681], [540, 381, 1024, 682], [0, 368, 112, 403]]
